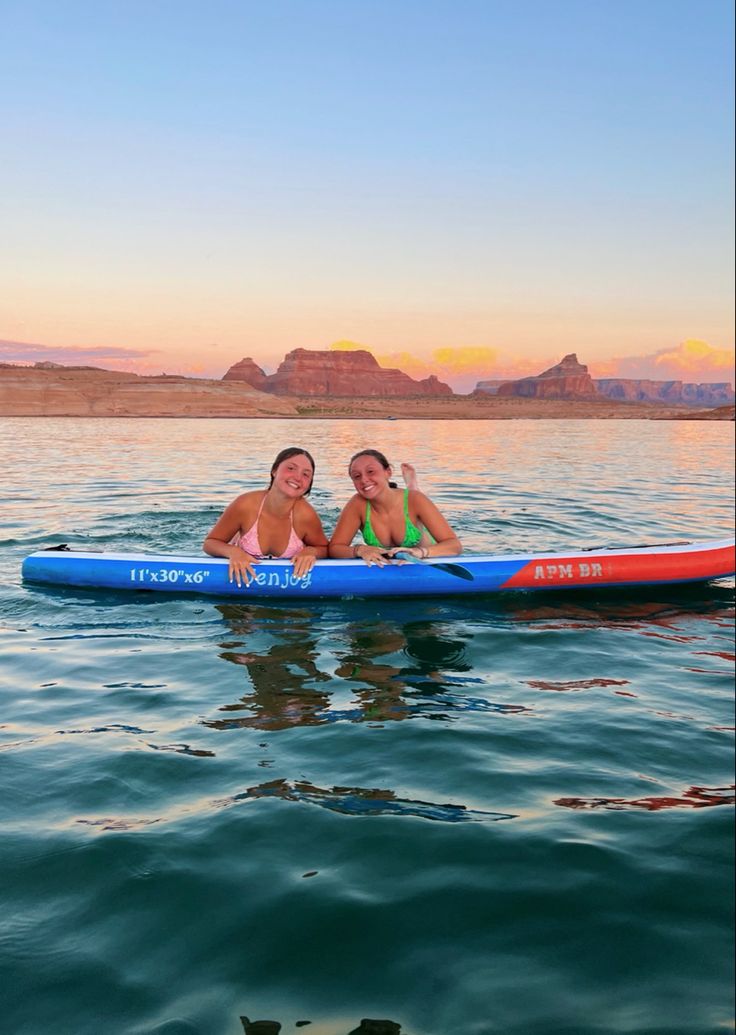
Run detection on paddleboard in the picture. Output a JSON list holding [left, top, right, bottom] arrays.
[[21, 538, 735, 599]]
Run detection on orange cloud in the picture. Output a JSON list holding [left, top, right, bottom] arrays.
[[654, 339, 734, 377], [328, 340, 552, 391], [330, 340, 435, 378], [590, 339, 734, 384]]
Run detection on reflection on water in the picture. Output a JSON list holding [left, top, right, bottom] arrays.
[[203, 588, 734, 734], [555, 784, 735, 811], [528, 677, 630, 692], [241, 1019, 404, 1034], [204, 604, 530, 730], [496, 584, 735, 629], [73, 775, 515, 830], [209, 604, 333, 730], [219, 778, 515, 822]]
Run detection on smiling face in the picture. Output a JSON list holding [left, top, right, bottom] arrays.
[[349, 453, 392, 498], [271, 452, 314, 497]]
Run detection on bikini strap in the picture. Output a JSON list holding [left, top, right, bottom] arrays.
[[263, 489, 298, 539], [259, 491, 296, 532]]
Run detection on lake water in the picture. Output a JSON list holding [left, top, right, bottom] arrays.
[[1, 417, 734, 1035]]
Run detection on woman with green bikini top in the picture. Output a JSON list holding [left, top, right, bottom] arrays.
[[328, 449, 462, 567]]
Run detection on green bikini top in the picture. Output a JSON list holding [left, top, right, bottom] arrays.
[[362, 489, 424, 548]]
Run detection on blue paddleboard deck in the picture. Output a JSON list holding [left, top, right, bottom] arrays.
[[21, 539, 735, 598]]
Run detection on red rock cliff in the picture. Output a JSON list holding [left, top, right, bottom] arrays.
[[223, 348, 453, 397], [496, 354, 599, 399], [477, 358, 734, 406]]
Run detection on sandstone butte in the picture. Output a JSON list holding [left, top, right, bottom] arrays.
[[1, 354, 733, 419], [495, 353, 599, 399], [223, 348, 453, 397]]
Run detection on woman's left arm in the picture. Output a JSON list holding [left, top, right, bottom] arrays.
[[401, 492, 462, 558]]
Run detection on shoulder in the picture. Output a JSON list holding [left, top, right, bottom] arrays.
[[335, 494, 366, 524], [228, 489, 264, 513], [294, 497, 320, 521], [351, 494, 368, 517], [408, 490, 441, 515], [407, 489, 430, 506], [237, 489, 265, 504], [341, 493, 365, 512]]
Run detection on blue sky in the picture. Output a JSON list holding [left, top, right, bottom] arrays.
[[1, 0, 733, 385]]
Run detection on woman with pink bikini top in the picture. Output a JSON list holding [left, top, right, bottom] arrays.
[[203, 447, 328, 586]]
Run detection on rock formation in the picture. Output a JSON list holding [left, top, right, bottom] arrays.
[[476, 356, 734, 407], [595, 378, 734, 407], [222, 357, 268, 391], [495, 354, 599, 399], [472, 379, 511, 396], [222, 349, 453, 397]]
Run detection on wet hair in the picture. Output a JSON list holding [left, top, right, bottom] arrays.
[[269, 447, 316, 495], [348, 449, 398, 489]]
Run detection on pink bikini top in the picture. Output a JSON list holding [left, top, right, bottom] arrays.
[[234, 493, 305, 559]]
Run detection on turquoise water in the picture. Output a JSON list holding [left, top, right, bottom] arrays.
[[1, 417, 734, 1035]]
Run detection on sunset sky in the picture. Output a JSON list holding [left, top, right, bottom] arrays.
[[1, 0, 733, 392]]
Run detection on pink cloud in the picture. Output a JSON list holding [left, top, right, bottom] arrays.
[[0, 338, 225, 378], [0, 338, 155, 368]]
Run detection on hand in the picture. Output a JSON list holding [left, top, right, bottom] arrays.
[[291, 549, 317, 578], [384, 545, 428, 561], [354, 544, 391, 567], [228, 547, 258, 587]]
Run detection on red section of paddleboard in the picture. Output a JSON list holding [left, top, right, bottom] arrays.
[[500, 544, 735, 590]]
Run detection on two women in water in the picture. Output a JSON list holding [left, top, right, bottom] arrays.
[[203, 446, 461, 583]]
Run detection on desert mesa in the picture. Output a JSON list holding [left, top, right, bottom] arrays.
[[0, 350, 733, 420]]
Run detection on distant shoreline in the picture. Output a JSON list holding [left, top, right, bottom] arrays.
[[3, 407, 733, 421], [0, 365, 733, 420]]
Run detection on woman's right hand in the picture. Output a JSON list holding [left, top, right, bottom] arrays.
[[354, 544, 391, 567], [228, 547, 259, 587]]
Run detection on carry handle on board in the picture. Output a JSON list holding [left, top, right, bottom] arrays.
[[43, 544, 105, 553], [392, 551, 475, 581]]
